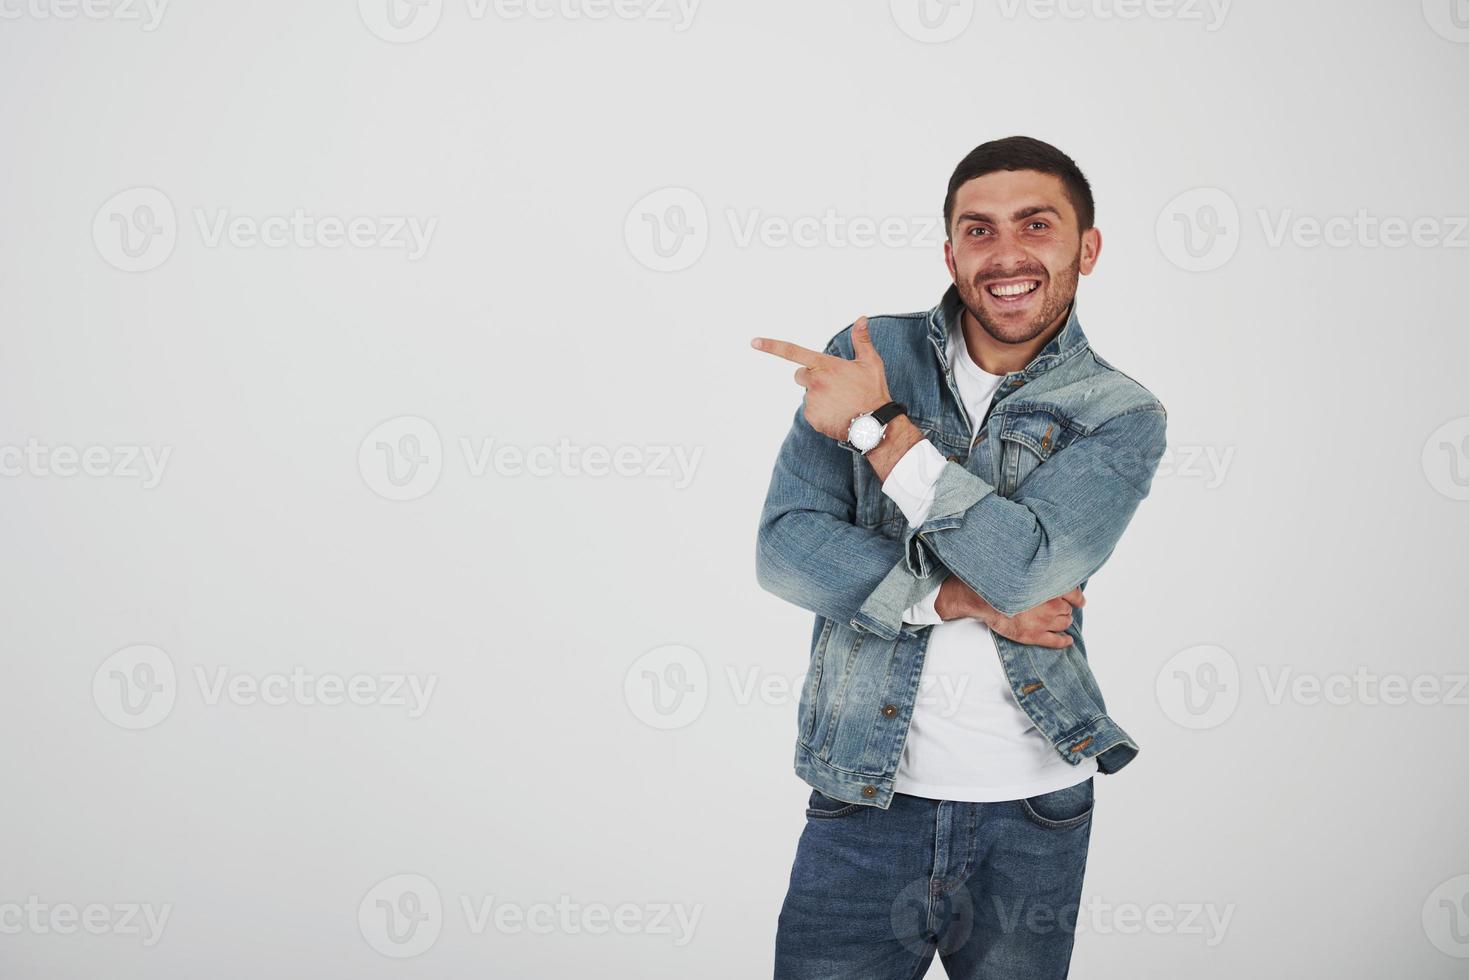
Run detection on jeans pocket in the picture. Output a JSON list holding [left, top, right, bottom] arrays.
[[804, 789, 864, 819], [1020, 777, 1094, 830]]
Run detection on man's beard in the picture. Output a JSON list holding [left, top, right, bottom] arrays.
[[956, 251, 1081, 345]]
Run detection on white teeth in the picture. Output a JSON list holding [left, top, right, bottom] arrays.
[[988, 280, 1039, 298]]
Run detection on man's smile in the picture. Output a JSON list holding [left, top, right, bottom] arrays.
[[981, 276, 1044, 308]]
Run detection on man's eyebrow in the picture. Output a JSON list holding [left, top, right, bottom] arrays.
[[955, 204, 1064, 225]]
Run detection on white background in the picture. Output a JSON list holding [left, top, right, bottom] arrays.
[[2, 0, 1467, 977]]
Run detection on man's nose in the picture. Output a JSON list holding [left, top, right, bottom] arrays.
[[985, 231, 1031, 271]]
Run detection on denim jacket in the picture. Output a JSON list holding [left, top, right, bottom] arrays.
[[755, 284, 1167, 808]]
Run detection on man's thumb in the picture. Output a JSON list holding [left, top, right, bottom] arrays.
[[851, 316, 874, 358]]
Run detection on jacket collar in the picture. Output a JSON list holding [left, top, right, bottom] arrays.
[[927, 282, 1090, 385]]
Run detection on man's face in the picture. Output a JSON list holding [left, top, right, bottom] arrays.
[[944, 169, 1100, 345]]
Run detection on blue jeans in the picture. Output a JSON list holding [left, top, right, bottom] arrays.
[[774, 781, 1094, 979]]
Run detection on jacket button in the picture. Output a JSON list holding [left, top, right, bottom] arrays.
[[881, 703, 897, 718], [861, 785, 877, 798], [945, 454, 959, 463]]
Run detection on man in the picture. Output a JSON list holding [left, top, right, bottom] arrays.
[[751, 136, 1168, 979]]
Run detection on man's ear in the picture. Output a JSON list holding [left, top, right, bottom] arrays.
[[1079, 227, 1102, 276], [943, 237, 958, 282]]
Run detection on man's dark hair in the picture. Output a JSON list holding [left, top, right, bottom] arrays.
[[943, 136, 1095, 237]]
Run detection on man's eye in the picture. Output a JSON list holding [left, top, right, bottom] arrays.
[[967, 227, 989, 237], [1027, 220, 1049, 231]]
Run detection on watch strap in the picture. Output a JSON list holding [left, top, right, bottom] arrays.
[[871, 400, 907, 425]]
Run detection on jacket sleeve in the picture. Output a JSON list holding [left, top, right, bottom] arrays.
[[857, 404, 1167, 628], [755, 337, 934, 640]]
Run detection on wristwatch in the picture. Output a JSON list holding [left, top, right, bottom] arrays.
[[845, 401, 908, 455]]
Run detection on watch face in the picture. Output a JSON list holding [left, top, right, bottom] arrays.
[[848, 415, 883, 452]]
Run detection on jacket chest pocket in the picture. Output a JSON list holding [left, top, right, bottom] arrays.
[[997, 409, 1076, 496]]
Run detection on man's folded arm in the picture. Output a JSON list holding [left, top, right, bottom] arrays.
[[756, 325, 950, 640], [865, 404, 1167, 626], [755, 389, 922, 632]]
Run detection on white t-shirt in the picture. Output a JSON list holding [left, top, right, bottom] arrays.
[[881, 320, 1098, 802]]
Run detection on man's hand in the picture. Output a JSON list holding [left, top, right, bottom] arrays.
[[934, 575, 1084, 649], [751, 317, 892, 441]]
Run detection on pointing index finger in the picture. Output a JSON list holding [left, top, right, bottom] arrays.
[[750, 337, 824, 368]]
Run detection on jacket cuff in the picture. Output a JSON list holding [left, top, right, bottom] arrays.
[[853, 555, 948, 639], [897, 462, 997, 576]]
